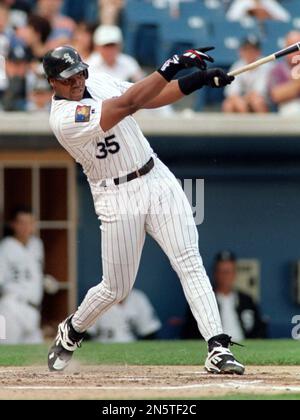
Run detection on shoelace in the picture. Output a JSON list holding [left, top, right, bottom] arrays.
[[227, 336, 244, 348], [68, 333, 83, 349]]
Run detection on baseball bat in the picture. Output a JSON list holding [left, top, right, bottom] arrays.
[[214, 41, 300, 86]]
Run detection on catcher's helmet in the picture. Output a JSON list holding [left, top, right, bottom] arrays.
[[43, 46, 89, 81]]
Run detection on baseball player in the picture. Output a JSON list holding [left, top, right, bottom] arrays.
[[0, 208, 44, 344], [43, 45, 245, 375], [88, 288, 162, 343]]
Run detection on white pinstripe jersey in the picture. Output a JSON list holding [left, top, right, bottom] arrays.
[[49, 73, 154, 183]]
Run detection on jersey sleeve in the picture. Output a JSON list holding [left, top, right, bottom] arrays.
[[53, 100, 105, 146], [117, 80, 134, 94]]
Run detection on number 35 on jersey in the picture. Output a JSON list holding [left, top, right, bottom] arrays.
[[96, 135, 120, 160]]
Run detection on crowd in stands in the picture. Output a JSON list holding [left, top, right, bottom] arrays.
[[0, 0, 299, 113]]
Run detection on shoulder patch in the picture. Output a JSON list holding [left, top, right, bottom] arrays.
[[75, 105, 91, 123]]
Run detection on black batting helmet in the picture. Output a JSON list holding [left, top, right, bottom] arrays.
[[43, 46, 89, 81]]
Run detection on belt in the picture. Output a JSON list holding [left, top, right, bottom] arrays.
[[100, 157, 154, 187]]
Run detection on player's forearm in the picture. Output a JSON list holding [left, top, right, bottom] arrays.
[[144, 70, 235, 109], [120, 72, 168, 114], [143, 80, 184, 109], [271, 80, 300, 104]]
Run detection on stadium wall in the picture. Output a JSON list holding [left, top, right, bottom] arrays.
[[1, 113, 300, 338]]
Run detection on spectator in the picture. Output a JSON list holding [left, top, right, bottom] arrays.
[[17, 14, 52, 60], [269, 31, 300, 116], [2, 0, 35, 14], [88, 289, 162, 343], [27, 74, 52, 111], [99, 0, 124, 26], [62, 0, 99, 24], [35, 0, 75, 50], [0, 207, 60, 344], [222, 36, 270, 113], [0, 2, 10, 56], [227, 0, 290, 22], [0, 2, 10, 99], [71, 22, 95, 63], [2, 43, 32, 111], [88, 25, 144, 82], [181, 251, 267, 342]]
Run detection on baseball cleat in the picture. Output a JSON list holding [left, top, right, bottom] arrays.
[[48, 316, 85, 372], [205, 334, 245, 375]]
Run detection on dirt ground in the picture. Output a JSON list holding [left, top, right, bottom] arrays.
[[0, 365, 300, 399]]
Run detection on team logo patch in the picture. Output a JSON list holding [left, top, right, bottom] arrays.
[[75, 105, 91, 123]]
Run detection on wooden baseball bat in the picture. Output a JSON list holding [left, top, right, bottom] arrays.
[[214, 41, 300, 86]]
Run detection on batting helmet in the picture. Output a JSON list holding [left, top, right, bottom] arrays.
[[43, 46, 89, 81]]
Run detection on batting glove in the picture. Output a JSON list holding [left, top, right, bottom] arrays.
[[204, 68, 234, 88], [178, 68, 234, 95], [158, 47, 215, 82]]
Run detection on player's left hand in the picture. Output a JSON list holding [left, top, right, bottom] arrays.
[[179, 47, 215, 71], [158, 46, 215, 82]]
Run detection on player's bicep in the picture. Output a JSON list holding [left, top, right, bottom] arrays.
[[100, 96, 135, 132]]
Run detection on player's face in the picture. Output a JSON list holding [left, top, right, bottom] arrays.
[[52, 71, 86, 101], [214, 261, 236, 293], [11, 213, 36, 243]]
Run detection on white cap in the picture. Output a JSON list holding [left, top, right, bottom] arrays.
[[93, 25, 123, 46]]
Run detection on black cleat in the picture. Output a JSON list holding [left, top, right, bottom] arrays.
[[205, 334, 245, 375], [48, 316, 85, 372]]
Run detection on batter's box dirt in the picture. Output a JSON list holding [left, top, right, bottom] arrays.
[[0, 365, 300, 399]]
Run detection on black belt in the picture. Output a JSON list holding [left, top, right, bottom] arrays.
[[101, 157, 154, 187]]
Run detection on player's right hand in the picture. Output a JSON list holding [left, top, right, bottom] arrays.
[[204, 68, 235, 88], [158, 46, 215, 82]]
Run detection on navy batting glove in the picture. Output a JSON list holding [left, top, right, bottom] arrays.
[[158, 46, 215, 82], [205, 68, 234, 88], [178, 69, 235, 95]]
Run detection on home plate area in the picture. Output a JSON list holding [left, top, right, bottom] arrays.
[[0, 365, 300, 399]]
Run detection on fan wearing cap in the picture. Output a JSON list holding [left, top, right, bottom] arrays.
[[35, 0, 76, 50], [87, 25, 144, 82], [27, 75, 52, 111], [222, 36, 270, 113], [2, 43, 32, 111], [227, 0, 290, 22]]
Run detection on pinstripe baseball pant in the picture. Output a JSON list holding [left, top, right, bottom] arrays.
[[72, 157, 223, 341]]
